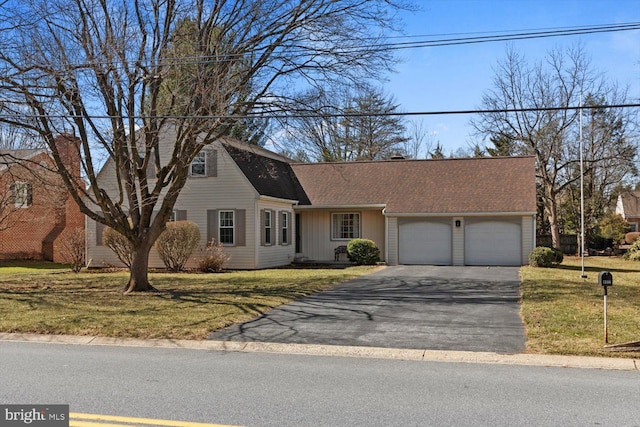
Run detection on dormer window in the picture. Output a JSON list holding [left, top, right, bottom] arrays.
[[190, 151, 206, 177]]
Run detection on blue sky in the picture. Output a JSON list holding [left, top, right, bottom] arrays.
[[387, 0, 640, 156]]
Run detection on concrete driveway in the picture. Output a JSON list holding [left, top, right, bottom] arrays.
[[208, 266, 526, 353]]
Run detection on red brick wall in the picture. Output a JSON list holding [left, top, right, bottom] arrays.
[[0, 140, 84, 262]]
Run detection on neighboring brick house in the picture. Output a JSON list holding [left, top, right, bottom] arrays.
[[0, 135, 84, 262]]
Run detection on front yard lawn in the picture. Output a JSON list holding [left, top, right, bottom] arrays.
[[0, 265, 378, 340], [2, 257, 639, 358], [521, 256, 640, 357]]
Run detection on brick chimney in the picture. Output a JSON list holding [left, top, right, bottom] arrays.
[[53, 133, 81, 181]]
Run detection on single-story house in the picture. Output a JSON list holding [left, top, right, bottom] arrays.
[[85, 133, 536, 269], [615, 192, 640, 232]]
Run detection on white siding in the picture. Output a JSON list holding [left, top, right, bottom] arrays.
[[387, 216, 398, 265], [256, 200, 296, 269], [522, 215, 535, 265], [85, 133, 298, 270], [296, 209, 385, 261]]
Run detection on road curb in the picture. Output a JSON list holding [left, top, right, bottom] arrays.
[[1, 332, 637, 371]]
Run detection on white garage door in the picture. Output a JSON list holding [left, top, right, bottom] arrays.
[[465, 220, 522, 266], [399, 221, 452, 265]]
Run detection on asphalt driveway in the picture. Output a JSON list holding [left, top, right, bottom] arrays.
[[208, 266, 526, 353]]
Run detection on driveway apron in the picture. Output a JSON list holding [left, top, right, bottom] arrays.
[[208, 266, 526, 353]]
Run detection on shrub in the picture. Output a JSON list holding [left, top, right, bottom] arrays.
[[102, 227, 134, 268], [528, 246, 555, 267], [597, 212, 629, 245], [624, 232, 640, 244], [624, 239, 640, 261], [347, 238, 380, 265], [550, 247, 564, 265], [155, 221, 200, 271], [58, 227, 85, 272], [198, 239, 231, 272]]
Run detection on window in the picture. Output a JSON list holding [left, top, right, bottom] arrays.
[[11, 182, 32, 208], [219, 210, 235, 245], [264, 210, 272, 245], [168, 211, 177, 222], [190, 151, 206, 177], [332, 213, 360, 240], [630, 223, 639, 232], [281, 212, 289, 245]]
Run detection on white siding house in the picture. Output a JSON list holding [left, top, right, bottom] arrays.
[[86, 134, 537, 269]]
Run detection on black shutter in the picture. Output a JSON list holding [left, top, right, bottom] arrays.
[[206, 150, 218, 177], [96, 222, 105, 246], [207, 209, 219, 245], [235, 209, 246, 246]]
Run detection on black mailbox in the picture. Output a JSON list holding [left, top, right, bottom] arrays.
[[598, 271, 613, 287]]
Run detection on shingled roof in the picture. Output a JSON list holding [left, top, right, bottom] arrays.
[[223, 143, 310, 204], [290, 156, 536, 214], [618, 191, 640, 218]]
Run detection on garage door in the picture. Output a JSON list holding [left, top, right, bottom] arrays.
[[465, 220, 521, 266], [399, 221, 452, 265]]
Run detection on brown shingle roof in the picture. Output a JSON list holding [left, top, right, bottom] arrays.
[[619, 191, 640, 218], [290, 156, 536, 214]]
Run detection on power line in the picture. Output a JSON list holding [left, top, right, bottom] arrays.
[[0, 103, 638, 120], [2, 22, 639, 68]]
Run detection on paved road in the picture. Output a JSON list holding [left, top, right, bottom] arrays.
[[1, 341, 639, 427], [209, 266, 525, 353]]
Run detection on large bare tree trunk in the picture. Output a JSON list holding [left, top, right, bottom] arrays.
[[123, 243, 155, 294], [548, 200, 562, 250]]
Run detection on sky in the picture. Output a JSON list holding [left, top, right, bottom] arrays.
[[386, 0, 640, 156]]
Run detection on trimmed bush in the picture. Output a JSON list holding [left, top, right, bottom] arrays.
[[198, 239, 231, 272], [155, 221, 201, 272], [624, 239, 640, 261], [528, 246, 555, 267], [102, 227, 134, 268], [347, 238, 380, 265], [551, 247, 564, 265]]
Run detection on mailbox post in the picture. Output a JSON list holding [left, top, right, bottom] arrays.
[[598, 271, 613, 343]]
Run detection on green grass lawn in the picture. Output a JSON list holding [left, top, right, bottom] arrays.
[[0, 264, 378, 340], [521, 256, 640, 358], [2, 258, 639, 358]]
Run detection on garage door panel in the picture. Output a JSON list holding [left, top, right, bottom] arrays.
[[465, 221, 521, 266], [399, 221, 452, 265]]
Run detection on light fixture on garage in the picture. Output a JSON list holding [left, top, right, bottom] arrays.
[[455, 220, 461, 227]]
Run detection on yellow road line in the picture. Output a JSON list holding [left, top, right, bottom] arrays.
[[69, 412, 241, 427]]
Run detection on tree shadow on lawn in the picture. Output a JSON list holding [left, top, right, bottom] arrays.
[[554, 263, 640, 274]]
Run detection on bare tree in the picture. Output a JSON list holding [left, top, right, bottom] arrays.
[[0, 0, 407, 293], [283, 84, 408, 162], [472, 45, 638, 249], [403, 120, 434, 159]]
